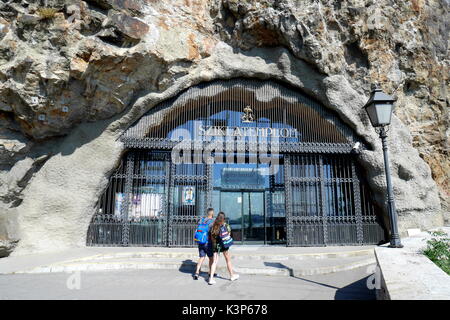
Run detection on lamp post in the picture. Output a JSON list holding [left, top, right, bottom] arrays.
[[364, 87, 403, 248]]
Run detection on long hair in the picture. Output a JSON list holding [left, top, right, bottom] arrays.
[[211, 212, 226, 237]]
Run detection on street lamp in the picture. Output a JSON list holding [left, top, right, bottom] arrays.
[[364, 87, 403, 248]]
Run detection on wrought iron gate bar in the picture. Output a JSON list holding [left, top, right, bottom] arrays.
[[121, 152, 134, 246], [319, 155, 328, 244], [284, 155, 294, 247], [351, 160, 364, 244], [171, 176, 208, 181], [112, 173, 127, 179]]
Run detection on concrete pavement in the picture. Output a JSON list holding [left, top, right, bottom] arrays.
[[0, 266, 376, 300]]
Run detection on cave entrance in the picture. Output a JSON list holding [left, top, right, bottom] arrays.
[[87, 79, 386, 247]]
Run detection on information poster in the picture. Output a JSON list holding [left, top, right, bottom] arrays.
[[115, 192, 162, 218], [182, 186, 195, 205], [130, 193, 162, 217]]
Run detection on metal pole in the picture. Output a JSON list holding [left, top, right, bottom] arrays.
[[379, 126, 403, 248]]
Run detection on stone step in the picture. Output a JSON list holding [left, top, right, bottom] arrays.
[[57, 248, 374, 264], [13, 254, 376, 277]]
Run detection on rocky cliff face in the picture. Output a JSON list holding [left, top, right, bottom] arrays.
[[0, 0, 448, 255]]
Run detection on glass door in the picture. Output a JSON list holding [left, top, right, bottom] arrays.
[[242, 192, 265, 243], [218, 191, 265, 244], [219, 191, 243, 242]]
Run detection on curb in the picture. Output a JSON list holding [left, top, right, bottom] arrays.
[[54, 248, 375, 265]]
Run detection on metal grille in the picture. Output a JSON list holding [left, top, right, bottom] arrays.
[[267, 161, 287, 244], [285, 153, 384, 246], [121, 79, 363, 153], [88, 150, 385, 247], [169, 160, 208, 247], [87, 151, 171, 247], [360, 180, 386, 244], [127, 151, 169, 246], [87, 157, 126, 246]]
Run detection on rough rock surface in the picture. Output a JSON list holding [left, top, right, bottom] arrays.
[[0, 239, 18, 257], [0, 0, 448, 255]]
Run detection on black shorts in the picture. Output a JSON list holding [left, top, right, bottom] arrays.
[[198, 243, 213, 258], [213, 244, 229, 253]]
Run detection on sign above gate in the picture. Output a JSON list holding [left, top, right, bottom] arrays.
[[197, 125, 298, 139], [195, 106, 298, 139], [122, 79, 360, 146]]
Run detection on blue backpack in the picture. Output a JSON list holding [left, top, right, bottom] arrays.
[[219, 224, 233, 249], [194, 218, 210, 245]]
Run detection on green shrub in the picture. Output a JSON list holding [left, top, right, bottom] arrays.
[[36, 7, 59, 20], [422, 231, 450, 275]]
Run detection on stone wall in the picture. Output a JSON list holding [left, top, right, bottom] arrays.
[[375, 228, 450, 300], [0, 0, 448, 255]]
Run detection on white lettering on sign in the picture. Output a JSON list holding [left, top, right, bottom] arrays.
[[197, 125, 298, 138]]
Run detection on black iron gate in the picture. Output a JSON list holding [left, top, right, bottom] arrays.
[[87, 150, 385, 247], [284, 154, 385, 246], [87, 150, 211, 247], [168, 160, 210, 246], [87, 151, 171, 246]]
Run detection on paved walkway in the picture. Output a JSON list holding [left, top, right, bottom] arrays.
[[0, 266, 376, 300]]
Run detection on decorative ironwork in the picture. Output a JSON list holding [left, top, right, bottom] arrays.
[[352, 160, 364, 245], [241, 105, 255, 123], [268, 161, 287, 244], [87, 157, 127, 246], [284, 155, 294, 246], [121, 79, 364, 147], [121, 138, 358, 155], [319, 156, 328, 244], [283, 153, 384, 246], [121, 152, 134, 246], [206, 163, 213, 208]]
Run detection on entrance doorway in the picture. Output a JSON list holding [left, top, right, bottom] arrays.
[[211, 160, 286, 245], [87, 79, 387, 247], [218, 191, 266, 244]]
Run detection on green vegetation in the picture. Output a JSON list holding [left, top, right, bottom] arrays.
[[36, 7, 59, 20], [422, 231, 450, 275]]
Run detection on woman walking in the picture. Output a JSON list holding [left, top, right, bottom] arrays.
[[208, 212, 239, 285]]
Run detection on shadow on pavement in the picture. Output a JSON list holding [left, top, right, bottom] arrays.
[[334, 275, 376, 300], [178, 259, 228, 282], [264, 262, 340, 289], [178, 259, 196, 275], [263, 261, 375, 300]]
